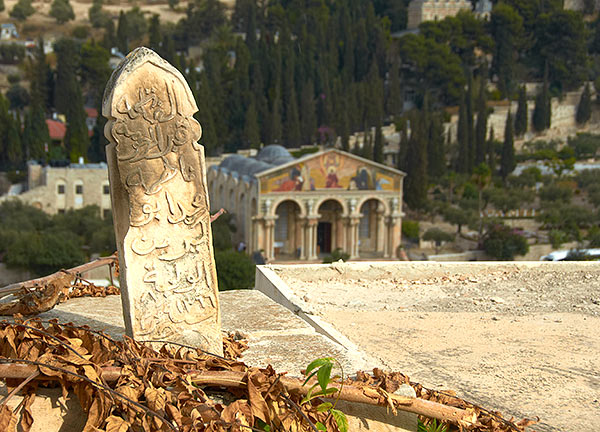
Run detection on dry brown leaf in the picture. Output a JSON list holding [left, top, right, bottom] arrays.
[[247, 370, 270, 423], [19, 392, 35, 432], [105, 415, 130, 432], [0, 405, 17, 432]]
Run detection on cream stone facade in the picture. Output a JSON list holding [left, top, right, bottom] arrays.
[[407, 0, 473, 30], [208, 146, 405, 262], [7, 161, 111, 216]]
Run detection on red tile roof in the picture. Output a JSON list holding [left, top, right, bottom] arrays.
[[85, 107, 98, 118], [46, 119, 66, 141]]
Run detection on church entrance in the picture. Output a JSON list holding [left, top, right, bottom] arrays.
[[317, 222, 332, 254], [317, 199, 343, 256]]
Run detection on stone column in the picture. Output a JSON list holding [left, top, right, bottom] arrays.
[[264, 217, 276, 261], [103, 47, 222, 354], [375, 207, 385, 255], [307, 217, 319, 260], [386, 216, 402, 258], [348, 216, 360, 259]]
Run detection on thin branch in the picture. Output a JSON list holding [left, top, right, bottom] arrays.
[[139, 339, 228, 360], [0, 371, 40, 407], [0, 255, 117, 298], [0, 358, 178, 431], [281, 394, 320, 432]]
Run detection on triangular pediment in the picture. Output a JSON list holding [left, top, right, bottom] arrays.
[[256, 149, 405, 193]]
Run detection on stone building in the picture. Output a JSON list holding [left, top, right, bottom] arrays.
[[407, 0, 473, 30], [7, 161, 111, 216], [208, 145, 405, 261]]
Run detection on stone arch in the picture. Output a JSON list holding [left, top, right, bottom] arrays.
[[358, 198, 386, 257], [316, 199, 344, 255], [274, 200, 302, 260], [356, 195, 390, 216], [269, 197, 306, 218], [313, 196, 347, 217]]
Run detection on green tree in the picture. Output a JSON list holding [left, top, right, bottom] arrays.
[[54, 38, 89, 161], [404, 110, 428, 210], [243, 98, 260, 150], [423, 228, 455, 254], [475, 69, 488, 165], [427, 112, 446, 179], [456, 89, 469, 173], [483, 224, 529, 260], [148, 14, 162, 52], [500, 110, 515, 180], [22, 106, 49, 160], [214, 250, 255, 291], [88, 0, 110, 28], [373, 121, 384, 163], [50, 0, 75, 24], [533, 10, 588, 93], [6, 84, 29, 110], [490, 3, 522, 98], [533, 65, 551, 132], [576, 83, 592, 125], [515, 86, 528, 136], [300, 80, 317, 145], [10, 0, 34, 21]]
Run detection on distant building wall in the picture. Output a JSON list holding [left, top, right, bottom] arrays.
[[407, 0, 472, 30], [564, 0, 600, 11], [7, 162, 111, 216]]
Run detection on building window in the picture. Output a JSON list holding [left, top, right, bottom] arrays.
[[103, 209, 111, 219], [57, 184, 65, 194], [103, 185, 110, 195], [75, 185, 83, 194], [58, 209, 65, 214]]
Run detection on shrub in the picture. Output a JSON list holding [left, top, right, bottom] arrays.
[[402, 220, 420, 242], [483, 225, 529, 260], [322, 248, 350, 263], [214, 250, 255, 291]]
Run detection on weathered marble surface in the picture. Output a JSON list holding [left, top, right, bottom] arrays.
[[103, 47, 222, 354]]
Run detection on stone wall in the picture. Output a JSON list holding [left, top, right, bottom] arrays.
[[6, 163, 111, 216]]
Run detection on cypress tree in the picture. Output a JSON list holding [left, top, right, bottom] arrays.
[[386, 53, 402, 118], [487, 126, 496, 175], [533, 65, 551, 133], [284, 87, 301, 148], [373, 121, 384, 163], [515, 86, 528, 136], [500, 110, 515, 181], [428, 112, 446, 179], [148, 14, 161, 52], [576, 83, 592, 124], [339, 109, 350, 152], [397, 119, 408, 171], [6, 113, 22, 166], [456, 89, 469, 173], [475, 71, 488, 165], [243, 98, 260, 150], [404, 111, 428, 210], [55, 38, 89, 161], [116, 11, 129, 54], [22, 106, 48, 160], [466, 70, 475, 172], [300, 80, 316, 145]]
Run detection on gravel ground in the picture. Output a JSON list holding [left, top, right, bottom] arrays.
[[277, 263, 600, 432]]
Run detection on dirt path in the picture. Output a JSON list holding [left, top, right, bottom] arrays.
[[279, 264, 600, 432]]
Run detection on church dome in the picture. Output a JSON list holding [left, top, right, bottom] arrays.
[[256, 145, 294, 165]]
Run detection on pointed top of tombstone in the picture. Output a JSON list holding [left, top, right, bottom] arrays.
[[103, 47, 222, 354], [102, 47, 197, 120]]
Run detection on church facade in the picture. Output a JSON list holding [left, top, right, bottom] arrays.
[[208, 146, 405, 262]]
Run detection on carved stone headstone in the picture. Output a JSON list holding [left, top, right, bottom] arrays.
[[103, 47, 222, 355]]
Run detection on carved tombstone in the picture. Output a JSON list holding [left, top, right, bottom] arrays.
[[103, 47, 222, 355]]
